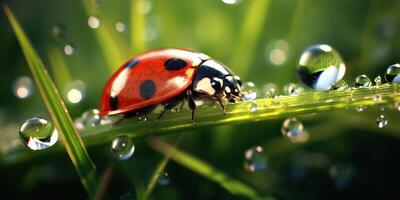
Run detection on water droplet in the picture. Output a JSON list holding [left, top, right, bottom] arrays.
[[297, 44, 346, 91], [331, 80, 348, 91], [355, 74, 372, 88], [283, 83, 304, 96], [222, 0, 242, 5], [261, 83, 278, 98], [244, 146, 267, 172], [115, 21, 126, 32], [355, 105, 366, 112], [88, 16, 101, 29], [81, 109, 101, 127], [51, 24, 67, 38], [373, 94, 382, 102], [376, 115, 388, 128], [74, 117, 85, 130], [64, 43, 75, 55], [374, 75, 382, 86], [12, 76, 33, 99], [384, 63, 400, 84], [329, 163, 355, 189], [65, 80, 85, 104], [241, 82, 258, 101], [249, 101, 258, 113], [19, 117, 58, 150], [137, 114, 147, 123], [281, 118, 308, 143], [157, 171, 170, 186], [111, 136, 135, 160], [265, 39, 289, 66]]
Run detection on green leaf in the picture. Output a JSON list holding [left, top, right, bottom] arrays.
[[148, 138, 268, 199], [3, 4, 98, 198], [130, 0, 147, 54]]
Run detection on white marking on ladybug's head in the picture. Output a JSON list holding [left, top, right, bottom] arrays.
[[111, 68, 129, 97], [225, 86, 231, 94], [194, 77, 215, 95]]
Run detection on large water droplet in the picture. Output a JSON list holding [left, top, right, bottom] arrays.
[[297, 44, 346, 91], [281, 118, 308, 143], [384, 63, 400, 84], [244, 146, 267, 172], [329, 163, 355, 189], [262, 83, 279, 98], [88, 16, 101, 29], [64, 43, 75, 56], [283, 83, 303, 96], [19, 117, 58, 150], [158, 171, 170, 186], [376, 115, 388, 128], [81, 109, 101, 127], [12, 76, 33, 99], [355, 74, 372, 88], [331, 80, 348, 91], [111, 136, 135, 160], [241, 82, 258, 101]]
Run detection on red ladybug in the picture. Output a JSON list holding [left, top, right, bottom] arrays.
[[99, 48, 242, 121]]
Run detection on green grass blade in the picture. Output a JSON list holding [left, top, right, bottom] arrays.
[[148, 138, 267, 199], [82, 0, 130, 72], [130, 0, 147, 54], [230, 0, 271, 79], [3, 4, 98, 197]]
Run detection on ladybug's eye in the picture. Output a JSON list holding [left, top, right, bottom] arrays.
[[211, 80, 221, 91]]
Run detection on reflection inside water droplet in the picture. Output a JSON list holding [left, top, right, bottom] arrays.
[[111, 135, 135, 160], [244, 146, 267, 172], [19, 117, 58, 150]]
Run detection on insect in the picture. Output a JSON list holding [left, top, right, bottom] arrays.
[[99, 48, 242, 122]]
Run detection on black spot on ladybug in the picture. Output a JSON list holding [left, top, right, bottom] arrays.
[[109, 96, 118, 110], [140, 80, 156, 99], [164, 58, 187, 71], [126, 59, 140, 69]]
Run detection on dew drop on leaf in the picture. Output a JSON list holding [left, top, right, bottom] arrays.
[[373, 94, 382, 102], [384, 63, 400, 84], [243, 146, 267, 172], [249, 101, 258, 113], [283, 83, 303, 96], [281, 117, 308, 143], [376, 115, 388, 128], [81, 109, 101, 128], [111, 135, 135, 160], [355, 74, 372, 88], [297, 44, 346, 91], [19, 117, 58, 151], [261, 83, 278, 98], [158, 171, 170, 186], [331, 80, 348, 91], [374, 75, 382, 86], [241, 82, 258, 101]]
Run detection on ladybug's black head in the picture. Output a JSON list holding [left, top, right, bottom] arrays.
[[193, 60, 242, 103]]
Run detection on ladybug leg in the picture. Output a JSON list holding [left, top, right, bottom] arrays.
[[217, 98, 226, 115], [186, 90, 196, 123], [157, 97, 184, 120]]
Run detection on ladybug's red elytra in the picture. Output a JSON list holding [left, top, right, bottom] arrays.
[[99, 48, 242, 121]]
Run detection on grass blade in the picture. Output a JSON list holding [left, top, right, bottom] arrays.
[[130, 0, 147, 54], [3, 4, 98, 197], [148, 138, 267, 199]]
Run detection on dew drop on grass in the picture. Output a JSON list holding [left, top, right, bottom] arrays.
[[19, 117, 58, 151], [158, 171, 170, 186], [384, 63, 400, 84], [64, 43, 75, 55], [355, 74, 372, 88], [241, 82, 258, 101], [376, 115, 388, 128], [283, 83, 303, 96], [329, 163, 355, 189], [51, 24, 67, 38], [374, 75, 382, 86], [88, 16, 101, 29], [261, 83, 278, 98], [373, 94, 382, 102], [111, 135, 135, 160], [249, 101, 258, 113], [137, 114, 147, 123], [281, 118, 308, 143], [331, 80, 348, 91], [244, 146, 267, 172], [74, 117, 85, 130], [115, 21, 126, 32], [12, 76, 33, 99], [297, 44, 346, 91], [81, 109, 101, 127]]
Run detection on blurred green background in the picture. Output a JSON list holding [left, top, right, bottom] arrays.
[[1, 0, 400, 199]]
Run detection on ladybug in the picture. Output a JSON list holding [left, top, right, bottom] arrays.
[[99, 48, 242, 122]]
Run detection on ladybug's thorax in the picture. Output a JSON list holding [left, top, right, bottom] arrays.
[[192, 60, 242, 102]]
